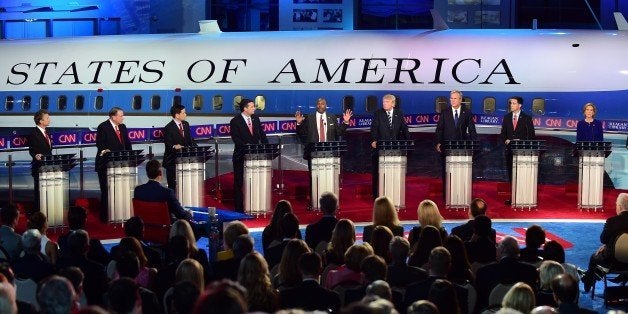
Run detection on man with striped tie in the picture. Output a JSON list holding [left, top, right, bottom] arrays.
[[230, 99, 268, 213], [28, 109, 53, 212], [96, 107, 132, 222]]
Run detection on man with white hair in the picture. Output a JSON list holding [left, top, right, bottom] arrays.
[[582, 192, 628, 291], [12, 229, 55, 283]]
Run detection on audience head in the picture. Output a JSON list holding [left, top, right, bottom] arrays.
[[193, 280, 247, 314], [345, 243, 374, 272], [169, 235, 191, 261], [0, 281, 16, 314], [469, 198, 488, 218], [271, 200, 292, 228], [525, 225, 546, 249], [371, 225, 393, 263], [107, 277, 140, 314], [328, 219, 356, 264], [172, 281, 201, 314], [407, 300, 439, 314], [542, 240, 566, 263], [67, 206, 88, 230], [616, 192, 628, 214], [278, 239, 310, 286], [223, 220, 249, 250], [443, 235, 471, 272], [361, 255, 387, 283], [373, 196, 400, 227], [320, 192, 339, 215], [67, 229, 90, 256], [232, 234, 254, 260], [501, 282, 535, 314], [145, 159, 162, 179], [298, 252, 322, 278], [472, 215, 493, 237], [531, 305, 558, 314], [279, 212, 300, 239], [0, 263, 14, 285], [116, 251, 141, 279], [539, 260, 564, 290], [366, 280, 392, 301], [118, 237, 147, 266], [428, 279, 460, 314], [497, 236, 520, 259], [389, 236, 411, 264], [57, 267, 84, 299], [428, 246, 451, 277], [37, 275, 76, 314], [551, 273, 579, 304], [417, 199, 443, 229], [123, 216, 144, 239], [0, 204, 19, 227], [169, 219, 198, 252], [26, 211, 48, 232], [176, 258, 205, 290], [410, 225, 443, 267], [22, 229, 43, 254]]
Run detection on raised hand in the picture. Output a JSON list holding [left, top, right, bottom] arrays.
[[295, 110, 304, 124], [343, 109, 353, 123]]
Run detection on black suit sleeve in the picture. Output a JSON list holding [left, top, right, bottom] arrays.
[[255, 116, 268, 144], [397, 109, 409, 140], [466, 111, 477, 140], [371, 111, 382, 142], [167, 188, 192, 220]]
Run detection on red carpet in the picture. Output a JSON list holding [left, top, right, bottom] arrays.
[[21, 170, 622, 241]]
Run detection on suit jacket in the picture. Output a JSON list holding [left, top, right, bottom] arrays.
[[600, 211, 628, 245], [134, 180, 192, 222], [387, 263, 428, 288], [163, 120, 197, 167], [0, 225, 22, 261], [264, 239, 289, 270], [229, 114, 268, 160], [12, 252, 55, 283], [95, 120, 132, 170], [280, 280, 341, 313], [297, 113, 347, 159], [370, 108, 409, 142], [28, 127, 53, 172], [500, 111, 535, 143], [362, 224, 404, 244], [475, 257, 538, 310], [451, 220, 497, 243], [305, 216, 339, 249], [435, 106, 477, 145]]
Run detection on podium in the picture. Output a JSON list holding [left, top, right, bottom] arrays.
[[244, 144, 280, 216], [575, 141, 611, 210], [307, 141, 347, 210], [377, 140, 414, 209], [510, 140, 545, 209], [171, 146, 214, 207], [37, 154, 77, 226], [102, 150, 145, 223], [443, 140, 479, 209]]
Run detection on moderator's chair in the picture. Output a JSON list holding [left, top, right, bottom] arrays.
[[595, 232, 628, 306], [132, 199, 171, 246]]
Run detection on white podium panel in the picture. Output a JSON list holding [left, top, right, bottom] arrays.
[[244, 158, 273, 216], [176, 161, 205, 207], [310, 156, 341, 210], [512, 152, 539, 209], [378, 154, 407, 209], [578, 153, 605, 209], [445, 154, 473, 209], [39, 170, 68, 227], [107, 165, 137, 223]]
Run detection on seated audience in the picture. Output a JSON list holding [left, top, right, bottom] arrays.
[[409, 199, 448, 248], [12, 229, 55, 283], [520, 225, 546, 265], [110, 237, 157, 289], [0, 280, 17, 314], [115, 252, 161, 314], [110, 216, 162, 269], [168, 219, 211, 280], [501, 282, 536, 314], [37, 275, 77, 314], [451, 198, 496, 242], [371, 225, 394, 263], [464, 215, 497, 266], [0, 204, 23, 261], [428, 279, 461, 314], [58, 206, 110, 266], [265, 213, 300, 270], [325, 243, 373, 289], [58, 267, 86, 309], [387, 236, 427, 288], [261, 200, 301, 253], [155, 235, 189, 300], [212, 234, 254, 281], [408, 225, 443, 268], [551, 274, 596, 314], [443, 235, 474, 285], [407, 300, 439, 314], [192, 279, 248, 314], [542, 240, 580, 283], [363, 196, 404, 244], [536, 260, 564, 307], [344, 255, 390, 306], [216, 220, 249, 262], [323, 219, 356, 268], [26, 212, 59, 264], [273, 239, 310, 290], [237, 252, 279, 312], [305, 192, 339, 250], [170, 281, 200, 314], [107, 277, 141, 314]]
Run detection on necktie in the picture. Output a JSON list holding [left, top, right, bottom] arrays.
[[319, 116, 326, 142], [44, 129, 51, 147], [115, 125, 122, 144], [247, 117, 253, 135], [178, 123, 184, 137], [513, 115, 518, 130], [454, 110, 459, 126], [388, 111, 393, 128]]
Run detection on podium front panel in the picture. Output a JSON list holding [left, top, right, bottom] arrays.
[[378, 155, 407, 209], [39, 170, 68, 227], [578, 153, 605, 209], [445, 153, 473, 209], [176, 161, 205, 207], [244, 158, 273, 216], [512, 151, 539, 208], [107, 165, 137, 223], [310, 156, 341, 210]]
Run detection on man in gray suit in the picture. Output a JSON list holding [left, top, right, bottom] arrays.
[[0, 204, 23, 261]]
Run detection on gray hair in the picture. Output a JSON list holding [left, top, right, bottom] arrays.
[[21, 229, 42, 252]]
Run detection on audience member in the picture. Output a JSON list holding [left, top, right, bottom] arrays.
[[305, 192, 339, 250], [115, 252, 161, 314], [443, 235, 474, 285], [363, 196, 404, 244], [0, 280, 17, 314], [344, 255, 393, 307], [212, 234, 254, 281], [110, 216, 162, 268], [169, 219, 211, 280], [237, 252, 279, 312], [542, 240, 580, 283], [0, 204, 23, 261], [57, 267, 86, 308], [171, 281, 200, 314], [531, 305, 558, 314], [273, 238, 311, 290], [58, 206, 110, 266], [464, 215, 497, 266], [192, 279, 247, 314], [451, 198, 496, 242], [176, 258, 205, 290], [0, 262, 37, 313], [408, 225, 443, 268], [261, 200, 301, 253], [551, 274, 596, 314], [107, 277, 141, 314], [409, 199, 448, 248], [265, 213, 300, 270], [155, 235, 190, 300], [371, 225, 394, 263], [536, 260, 564, 307], [387, 236, 427, 288], [12, 229, 55, 283], [26, 211, 59, 264], [37, 275, 77, 314], [325, 243, 373, 289], [407, 300, 439, 314], [428, 279, 461, 314], [111, 237, 157, 288], [217, 220, 249, 262], [520, 225, 546, 265], [501, 282, 536, 314], [323, 219, 356, 267]]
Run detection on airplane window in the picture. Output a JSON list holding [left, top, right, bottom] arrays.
[[95, 96, 104, 110], [151, 95, 161, 110], [462, 96, 472, 111], [343, 96, 354, 113], [173, 95, 182, 107], [435, 96, 448, 113], [193, 95, 203, 110], [483, 97, 496, 114], [213, 95, 223, 111], [254, 95, 265, 110], [132, 95, 142, 110], [22, 96, 32, 111], [366, 95, 378, 112], [233, 96, 243, 111], [532, 98, 545, 115], [40, 96, 49, 110], [5, 96, 14, 111], [58, 95, 67, 111], [75, 95, 85, 110]]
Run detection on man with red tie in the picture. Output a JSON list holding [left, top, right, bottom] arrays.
[[229, 99, 268, 213], [28, 109, 53, 212], [96, 107, 132, 222], [163, 104, 197, 191]]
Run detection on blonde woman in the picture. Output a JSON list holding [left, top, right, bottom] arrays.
[[363, 196, 404, 244], [409, 199, 447, 248], [169, 219, 210, 280], [176, 258, 205, 290], [237, 252, 279, 312], [501, 282, 536, 314], [536, 260, 564, 307]]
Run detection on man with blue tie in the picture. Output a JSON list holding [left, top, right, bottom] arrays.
[[435, 90, 477, 197], [230, 99, 268, 213]]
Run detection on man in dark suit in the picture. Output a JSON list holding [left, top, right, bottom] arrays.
[[370, 94, 410, 199], [552, 274, 597, 314], [435, 90, 477, 197], [28, 109, 53, 212], [451, 198, 497, 242], [305, 192, 339, 250], [229, 98, 268, 213], [134, 159, 193, 222], [582, 192, 628, 291], [500, 96, 535, 203], [95, 107, 132, 222], [387, 236, 427, 288], [295, 97, 351, 161], [163, 104, 197, 191]]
